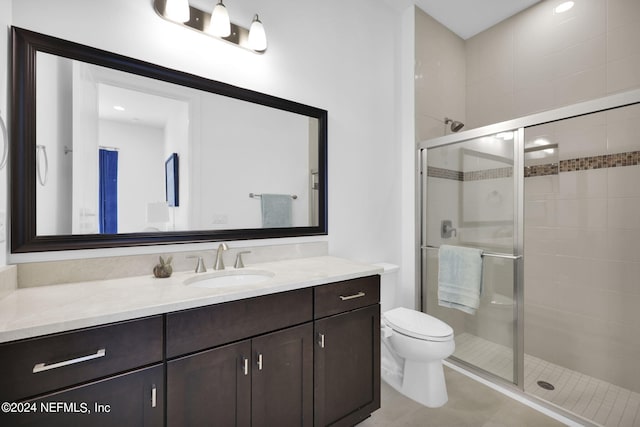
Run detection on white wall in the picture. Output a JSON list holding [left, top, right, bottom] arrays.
[[197, 95, 309, 230], [35, 54, 73, 235], [7, 0, 407, 286]]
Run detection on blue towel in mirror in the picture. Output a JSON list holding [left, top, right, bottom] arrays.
[[261, 194, 292, 228], [437, 245, 483, 315]]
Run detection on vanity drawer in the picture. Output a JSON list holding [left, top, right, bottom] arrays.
[[0, 316, 163, 402], [166, 288, 313, 358], [314, 275, 380, 319]]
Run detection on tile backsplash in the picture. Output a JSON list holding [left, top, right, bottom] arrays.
[[17, 241, 328, 288]]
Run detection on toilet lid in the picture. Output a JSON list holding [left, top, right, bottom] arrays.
[[383, 307, 453, 341]]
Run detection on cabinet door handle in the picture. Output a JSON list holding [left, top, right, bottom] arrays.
[[257, 353, 263, 371], [32, 348, 106, 373], [243, 357, 249, 376], [318, 333, 325, 349], [339, 291, 365, 301], [151, 385, 157, 408]]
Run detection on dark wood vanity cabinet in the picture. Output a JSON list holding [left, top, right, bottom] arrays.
[[166, 288, 314, 427], [314, 276, 381, 427], [167, 340, 252, 426], [0, 316, 164, 426], [167, 324, 314, 427], [2, 365, 163, 427], [166, 276, 381, 427], [0, 275, 380, 427]]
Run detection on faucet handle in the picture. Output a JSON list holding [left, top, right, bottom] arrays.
[[234, 251, 251, 269], [187, 255, 207, 273]]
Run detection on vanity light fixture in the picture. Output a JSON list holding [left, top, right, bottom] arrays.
[[153, 0, 268, 53], [209, 1, 231, 37], [164, 0, 190, 23], [248, 15, 267, 52]]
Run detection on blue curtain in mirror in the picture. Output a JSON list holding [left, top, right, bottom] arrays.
[[99, 149, 118, 234]]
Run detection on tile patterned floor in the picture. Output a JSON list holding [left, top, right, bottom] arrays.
[[360, 366, 565, 427], [454, 333, 640, 427]]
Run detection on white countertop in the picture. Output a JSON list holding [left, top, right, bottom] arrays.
[[0, 256, 382, 343]]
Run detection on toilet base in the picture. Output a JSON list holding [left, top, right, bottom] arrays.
[[401, 359, 448, 408]]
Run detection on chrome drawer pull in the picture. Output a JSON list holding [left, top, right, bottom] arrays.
[[243, 358, 249, 376], [151, 385, 157, 408], [32, 348, 106, 373], [339, 291, 365, 301], [257, 353, 263, 371], [318, 333, 325, 349]]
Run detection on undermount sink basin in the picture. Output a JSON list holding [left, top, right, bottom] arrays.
[[185, 270, 275, 289]]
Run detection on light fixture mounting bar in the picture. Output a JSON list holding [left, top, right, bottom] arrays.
[[153, 0, 261, 54]]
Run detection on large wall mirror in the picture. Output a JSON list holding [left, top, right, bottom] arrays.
[[11, 27, 327, 253]]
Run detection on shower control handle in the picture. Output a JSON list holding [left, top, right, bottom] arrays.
[[441, 220, 457, 239]]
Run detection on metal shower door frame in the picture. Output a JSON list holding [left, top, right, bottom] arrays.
[[416, 87, 640, 393], [418, 128, 525, 390]]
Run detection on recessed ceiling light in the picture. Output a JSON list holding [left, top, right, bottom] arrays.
[[113, 105, 125, 111], [555, 1, 575, 14]]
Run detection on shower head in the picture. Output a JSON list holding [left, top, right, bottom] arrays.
[[444, 117, 464, 133]]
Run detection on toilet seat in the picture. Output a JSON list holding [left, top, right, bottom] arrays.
[[383, 307, 453, 342]]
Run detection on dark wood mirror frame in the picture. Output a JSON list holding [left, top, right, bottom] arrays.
[[10, 27, 328, 253]]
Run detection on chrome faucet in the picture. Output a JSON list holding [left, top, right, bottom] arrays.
[[214, 243, 229, 270], [187, 255, 207, 273], [234, 251, 251, 269]]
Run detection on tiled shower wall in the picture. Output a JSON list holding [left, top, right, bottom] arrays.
[[524, 104, 640, 393], [465, 0, 640, 129], [415, 8, 466, 141], [416, 0, 640, 395]]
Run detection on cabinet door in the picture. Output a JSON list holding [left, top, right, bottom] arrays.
[[252, 322, 313, 427], [167, 340, 251, 427], [0, 364, 163, 427], [314, 304, 381, 427]]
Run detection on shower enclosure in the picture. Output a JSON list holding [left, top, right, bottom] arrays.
[[419, 91, 640, 427]]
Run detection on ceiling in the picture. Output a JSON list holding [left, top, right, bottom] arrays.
[[412, 0, 542, 39]]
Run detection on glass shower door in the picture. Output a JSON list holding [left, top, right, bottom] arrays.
[[421, 129, 523, 384]]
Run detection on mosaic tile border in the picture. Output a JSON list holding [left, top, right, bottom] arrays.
[[560, 151, 640, 172], [427, 166, 513, 181], [431, 151, 640, 180], [464, 167, 513, 181], [426, 166, 463, 181], [524, 163, 558, 178]]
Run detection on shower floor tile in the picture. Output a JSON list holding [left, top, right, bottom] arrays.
[[454, 332, 640, 427]]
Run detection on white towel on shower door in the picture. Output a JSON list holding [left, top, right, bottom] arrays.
[[437, 244, 483, 315]]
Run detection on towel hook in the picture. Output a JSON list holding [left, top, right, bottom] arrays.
[[36, 145, 49, 186]]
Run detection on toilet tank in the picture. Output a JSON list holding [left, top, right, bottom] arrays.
[[373, 263, 399, 314]]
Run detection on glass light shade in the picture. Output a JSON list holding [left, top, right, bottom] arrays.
[[248, 15, 267, 52], [209, 1, 231, 37], [164, 0, 190, 23]]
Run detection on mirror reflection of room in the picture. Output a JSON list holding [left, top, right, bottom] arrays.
[[34, 52, 319, 236]]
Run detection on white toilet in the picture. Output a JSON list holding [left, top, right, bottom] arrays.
[[376, 263, 455, 408]]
